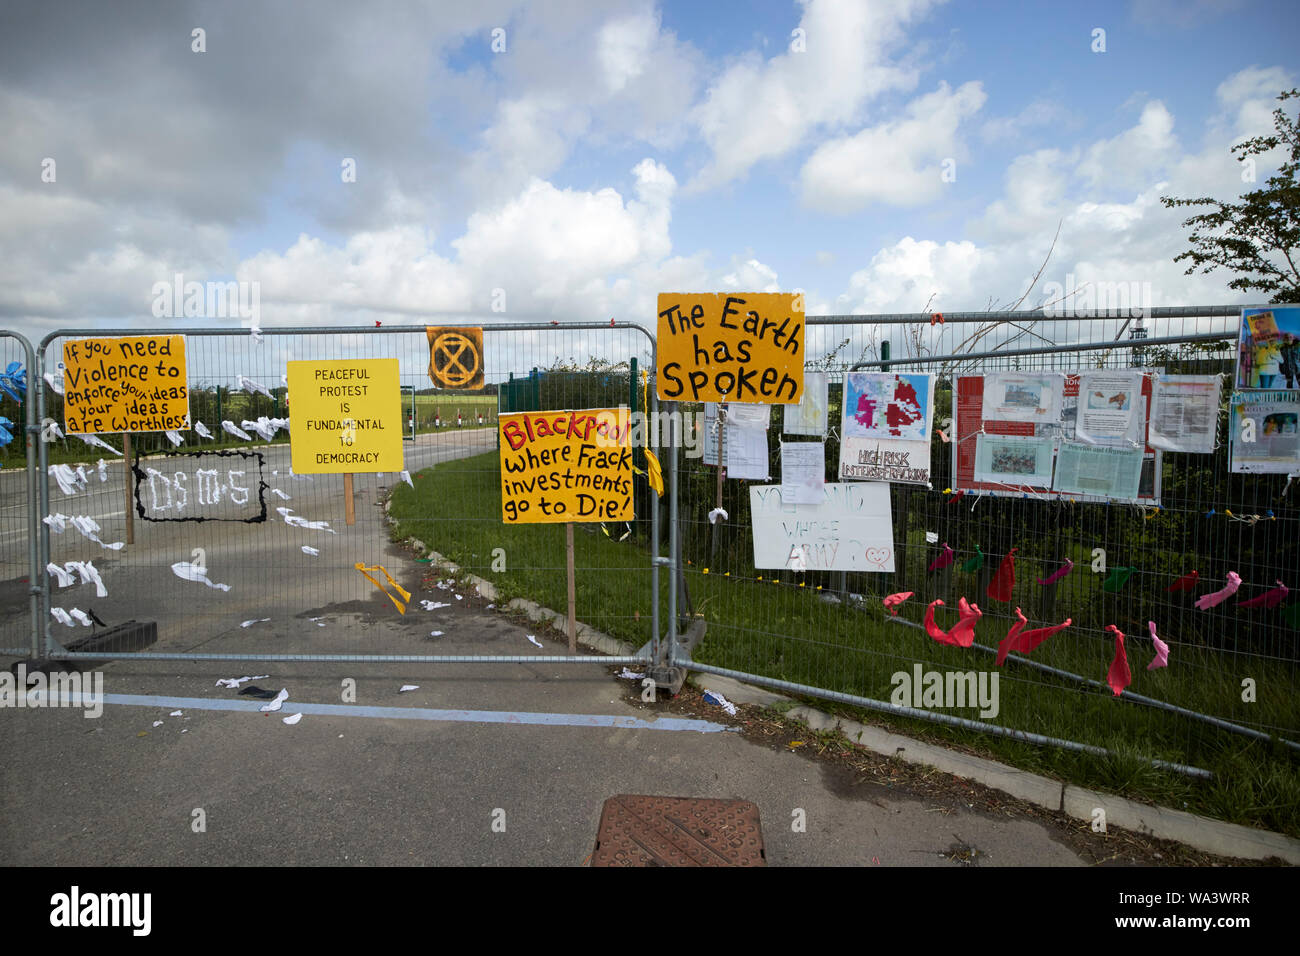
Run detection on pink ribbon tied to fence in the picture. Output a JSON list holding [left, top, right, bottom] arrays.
[[1194, 572, 1241, 610], [1237, 580, 1288, 610], [1147, 621, 1169, 671], [927, 543, 955, 572], [996, 607, 1071, 666], [1106, 625, 1131, 696], [1036, 558, 1073, 587], [882, 591, 913, 616], [986, 548, 1018, 602], [926, 597, 982, 648]]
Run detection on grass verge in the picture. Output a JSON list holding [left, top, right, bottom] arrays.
[[388, 450, 1300, 839]]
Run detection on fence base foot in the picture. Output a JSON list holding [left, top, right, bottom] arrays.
[[47, 620, 159, 660], [647, 664, 688, 697]]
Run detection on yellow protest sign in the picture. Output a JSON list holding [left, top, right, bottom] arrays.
[[657, 292, 804, 403], [62, 335, 189, 434], [286, 358, 403, 473], [499, 408, 633, 524], [427, 326, 484, 389]]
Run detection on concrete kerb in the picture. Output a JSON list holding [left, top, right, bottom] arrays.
[[399, 536, 1299, 864]]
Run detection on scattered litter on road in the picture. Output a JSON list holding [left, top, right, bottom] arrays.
[[399, 685, 419, 693], [429, 630, 444, 637], [170, 710, 183, 717], [421, 600, 450, 610], [181, 729, 188, 733], [240, 618, 271, 628], [172, 560, 231, 591], [152, 720, 163, 727], [485, 603, 495, 610], [400, 470, 414, 488], [216, 674, 270, 688], [526, 635, 543, 648], [617, 668, 645, 680], [455, 594, 463, 601], [302, 546, 320, 556], [282, 712, 302, 725], [702, 690, 737, 716], [237, 686, 278, 699], [260, 688, 289, 713]]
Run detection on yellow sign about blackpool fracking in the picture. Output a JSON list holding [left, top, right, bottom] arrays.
[[498, 408, 633, 524], [656, 292, 804, 404], [286, 358, 403, 473], [62, 335, 189, 434]]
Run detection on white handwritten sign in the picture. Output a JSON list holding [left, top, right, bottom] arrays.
[[749, 481, 895, 572]]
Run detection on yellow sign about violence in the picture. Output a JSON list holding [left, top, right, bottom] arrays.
[[657, 292, 804, 404], [286, 358, 403, 473], [62, 335, 189, 434], [499, 408, 634, 524], [427, 326, 484, 390]]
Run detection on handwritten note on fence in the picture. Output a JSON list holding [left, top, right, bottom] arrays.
[[499, 408, 634, 524], [749, 482, 895, 572]]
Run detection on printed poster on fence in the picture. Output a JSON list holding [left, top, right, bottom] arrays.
[[62, 334, 189, 434], [1230, 390, 1299, 474], [952, 373, 1161, 503], [981, 372, 1063, 424], [1148, 375, 1221, 453], [1074, 370, 1147, 446], [499, 408, 633, 523], [702, 403, 770, 480], [838, 371, 933, 485], [750, 481, 895, 572], [1236, 306, 1300, 390], [779, 441, 824, 504], [657, 292, 804, 403]]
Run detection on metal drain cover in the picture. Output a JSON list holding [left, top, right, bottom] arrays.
[[590, 794, 766, 866]]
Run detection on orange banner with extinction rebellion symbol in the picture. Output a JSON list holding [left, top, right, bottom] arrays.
[[427, 326, 483, 390], [498, 408, 633, 524]]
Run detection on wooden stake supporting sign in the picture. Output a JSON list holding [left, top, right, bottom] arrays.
[[343, 472, 356, 526]]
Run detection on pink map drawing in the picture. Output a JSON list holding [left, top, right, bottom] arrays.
[[855, 377, 924, 437]]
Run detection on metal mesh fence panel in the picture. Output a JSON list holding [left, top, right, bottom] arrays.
[[669, 307, 1299, 780], [0, 331, 39, 657], [34, 323, 656, 664]]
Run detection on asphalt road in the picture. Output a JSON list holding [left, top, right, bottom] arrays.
[[0, 427, 497, 655]]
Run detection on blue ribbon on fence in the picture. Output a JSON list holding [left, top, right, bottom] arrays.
[[0, 416, 14, 447]]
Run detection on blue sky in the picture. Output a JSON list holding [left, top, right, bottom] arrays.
[[1, 0, 1297, 348]]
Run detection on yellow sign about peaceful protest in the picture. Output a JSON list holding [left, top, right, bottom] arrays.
[[286, 358, 403, 473], [498, 408, 634, 524], [657, 292, 804, 404], [62, 335, 189, 434]]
